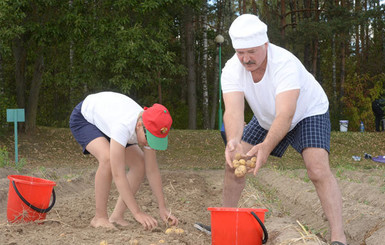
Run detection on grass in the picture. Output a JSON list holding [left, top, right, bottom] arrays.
[[0, 145, 27, 171], [158, 130, 385, 172], [0, 127, 384, 172], [157, 129, 226, 170]]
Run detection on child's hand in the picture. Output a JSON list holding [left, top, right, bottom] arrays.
[[160, 209, 178, 226], [133, 211, 158, 230]]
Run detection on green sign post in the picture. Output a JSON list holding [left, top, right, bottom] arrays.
[[6, 109, 25, 163]]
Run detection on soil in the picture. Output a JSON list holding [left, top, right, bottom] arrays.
[[0, 128, 384, 245]]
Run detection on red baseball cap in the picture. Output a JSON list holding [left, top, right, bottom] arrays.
[[142, 104, 172, 150]]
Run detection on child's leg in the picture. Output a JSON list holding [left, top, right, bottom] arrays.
[[86, 137, 116, 229], [109, 145, 145, 226]]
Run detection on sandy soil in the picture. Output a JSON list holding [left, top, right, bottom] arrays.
[[0, 129, 384, 245]]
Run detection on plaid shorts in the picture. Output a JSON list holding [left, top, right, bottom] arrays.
[[242, 111, 331, 157]]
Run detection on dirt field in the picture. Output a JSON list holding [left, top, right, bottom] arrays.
[[0, 128, 384, 245]]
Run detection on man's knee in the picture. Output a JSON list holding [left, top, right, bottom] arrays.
[[97, 154, 111, 169], [303, 148, 331, 181], [225, 164, 246, 184]]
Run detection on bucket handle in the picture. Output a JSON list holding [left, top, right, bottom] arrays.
[[251, 211, 268, 244], [12, 180, 56, 214]]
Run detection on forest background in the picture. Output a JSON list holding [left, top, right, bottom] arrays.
[[0, 0, 384, 133]]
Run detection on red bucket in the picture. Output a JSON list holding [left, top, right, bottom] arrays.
[[7, 175, 56, 223], [208, 207, 268, 245]]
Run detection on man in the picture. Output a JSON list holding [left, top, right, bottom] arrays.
[[70, 92, 178, 230], [221, 14, 347, 245], [372, 97, 385, 131]]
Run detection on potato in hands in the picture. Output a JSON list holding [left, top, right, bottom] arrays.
[[233, 154, 257, 177], [234, 165, 247, 177]]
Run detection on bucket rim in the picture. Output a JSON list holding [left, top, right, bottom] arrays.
[[207, 207, 268, 213], [8, 175, 56, 186]]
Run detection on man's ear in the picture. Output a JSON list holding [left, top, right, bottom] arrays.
[[136, 120, 143, 130]]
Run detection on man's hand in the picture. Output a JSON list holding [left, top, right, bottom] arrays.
[[133, 211, 158, 230], [159, 208, 178, 226], [246, 143, 269, 175], [225, 139, 244, 168]]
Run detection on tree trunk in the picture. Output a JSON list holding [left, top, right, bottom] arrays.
[[363, 0, 369, 64], [339, 40, 346, 100], [303, 0, 311, 69], [311, 39, 318, 77], [355, 0, 360, 73], [25, 53, 44, 133], [12, 37, 27, 109], [311, 0, 320, 77], [332, 34, 337, 108], [289, 0, 297, 28], [280, 0, 286, 46], [69, 0, 77, 107], [157, 71, 162, 104], [251, 0, 257, 14], [339, 0, 346, 101], [0, 49, 3, 95], [211, 51, 219, 129], [201, 5, 210, 129], [184, 7, 196, 129], [239, 0, 242, 14]]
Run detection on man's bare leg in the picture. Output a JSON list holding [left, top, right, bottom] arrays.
[[109, 145, 145, 226], [86, 137, 116, 229], [303, 148, 346, 244], [222, 141, 252, 207]]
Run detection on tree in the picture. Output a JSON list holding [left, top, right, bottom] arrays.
[[1, 0, 383, 131], [9, 1, 65, 133], [201, 2, 210, 129]]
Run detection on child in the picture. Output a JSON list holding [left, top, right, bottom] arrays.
[[69, 91, 178, 230]]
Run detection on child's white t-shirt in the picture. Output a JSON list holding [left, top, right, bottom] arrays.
[[81, 92, 143, 147], [221, 43, 329, 131]]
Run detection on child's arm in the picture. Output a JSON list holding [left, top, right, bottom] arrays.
[[110, 139, 158, 229], [143, 147, 178, 225]]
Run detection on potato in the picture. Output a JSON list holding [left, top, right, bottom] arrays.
[[234, 153, 242, 160], [165, 226, 184, 235], [239, 159, 246, 165], [233, 160, 240, 168], [128, 240, 139, 245], [251, 157, 257, 163], [246, 160, 255, 168], [175, 228, 184, 234], [165, 228, 174, 234], [234, 165, 247, 177]]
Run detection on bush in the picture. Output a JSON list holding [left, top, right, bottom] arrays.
[[341, 73, 385, 131]]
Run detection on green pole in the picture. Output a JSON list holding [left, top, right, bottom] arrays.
[[218, 44, 223, 130], [6, 109, 24, 164], [14, 121, 18, 163]]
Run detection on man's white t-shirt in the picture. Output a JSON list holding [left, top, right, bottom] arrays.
[[221, 43, 329, 131], [81, 92, 143, 147]]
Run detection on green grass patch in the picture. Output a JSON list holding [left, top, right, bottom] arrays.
[[0, 146, 27, 171], [157, 130, 385, 172]]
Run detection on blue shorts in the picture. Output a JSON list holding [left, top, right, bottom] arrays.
[[69, 101, 133, 154], [242, 111, 331, 157]]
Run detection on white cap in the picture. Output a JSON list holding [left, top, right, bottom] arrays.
[[229, 14, 269, 49]]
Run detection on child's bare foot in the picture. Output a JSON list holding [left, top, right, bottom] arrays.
[[109, 217, 129, 226], [90, 217, 116, 229]]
